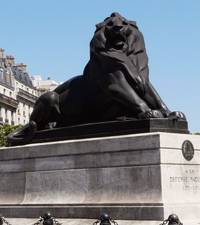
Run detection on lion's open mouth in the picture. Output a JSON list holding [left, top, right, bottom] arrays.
[[113, 40, 124, 48], [111, 33, 126, 49]]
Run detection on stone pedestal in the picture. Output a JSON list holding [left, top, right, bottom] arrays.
[[0, 132, 200, 224]]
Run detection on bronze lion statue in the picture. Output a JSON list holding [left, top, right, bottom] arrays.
[[8, 12, 186, 145]]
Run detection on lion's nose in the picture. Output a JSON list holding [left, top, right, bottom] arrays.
[[113, 25, 123, 32]]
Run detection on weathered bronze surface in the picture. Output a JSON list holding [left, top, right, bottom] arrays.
[[7, 12, 187, 146]]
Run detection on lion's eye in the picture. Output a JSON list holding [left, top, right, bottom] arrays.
[[107, 21, 113, 26], [122, 21, 128, 26]]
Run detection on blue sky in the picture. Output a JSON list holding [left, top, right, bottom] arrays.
[[0, 0, 199, 132]]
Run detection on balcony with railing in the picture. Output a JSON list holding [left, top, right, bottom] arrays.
[[17, 88, 38, 104], [0, 93, 18, 109]]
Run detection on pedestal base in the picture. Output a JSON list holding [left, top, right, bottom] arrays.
[[32, 118, 188, 144], [0, 132, 199, 224]]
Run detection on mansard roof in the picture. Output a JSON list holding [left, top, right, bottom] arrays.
[[12, 66, 34, 88]]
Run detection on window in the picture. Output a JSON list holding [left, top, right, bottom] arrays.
[[11, 112, 14, 122], [5, 109, 8, 123], [0, 68, 3, 79]]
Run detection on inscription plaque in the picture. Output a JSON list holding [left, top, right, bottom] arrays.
[[182, 140, 194, 161], [169, 169, 200, 191]]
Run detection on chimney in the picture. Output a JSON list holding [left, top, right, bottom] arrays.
[[16, 63, 27, 72], [0, 48, 4, 59], [6, 55, 15, 66]]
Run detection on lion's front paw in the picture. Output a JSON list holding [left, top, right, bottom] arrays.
[[138, 109, 164, 119], [168, 111, 187, 121]]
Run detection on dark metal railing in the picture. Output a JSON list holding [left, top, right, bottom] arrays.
[[0, 94, 18, 109], [0, 213, 183, 225], [160, 214, 183, 225], [17, 88, 37, 104]]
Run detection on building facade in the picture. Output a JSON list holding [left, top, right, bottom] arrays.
[[0, 48, 40, 126], [31, 75, 59, 93]]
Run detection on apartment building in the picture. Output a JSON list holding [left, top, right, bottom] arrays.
[[0, 48, 40, 126]]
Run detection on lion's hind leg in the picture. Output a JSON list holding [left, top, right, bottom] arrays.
[[30, 91, 61, 130], [7, 92, 61, 146]]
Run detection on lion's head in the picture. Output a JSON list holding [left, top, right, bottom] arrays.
[[89, 12, 149, 82], [91, 13, 145, 54]]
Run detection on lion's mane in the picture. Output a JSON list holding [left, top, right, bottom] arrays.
[[85, 12, 149, 87]]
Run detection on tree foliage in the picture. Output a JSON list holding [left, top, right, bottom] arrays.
[[0, 124, 20, 147]]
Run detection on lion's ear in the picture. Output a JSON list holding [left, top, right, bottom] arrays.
[[95, 22, 106, 31], [90, 29, 106, 52], [128, 20, 138, 29]]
